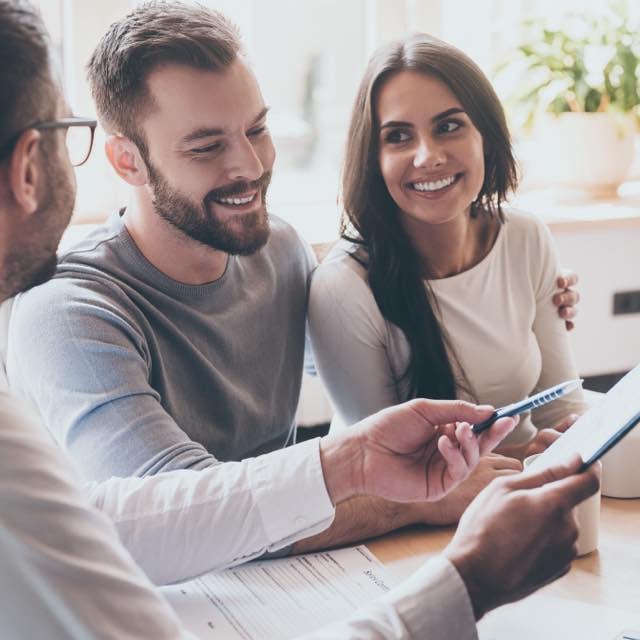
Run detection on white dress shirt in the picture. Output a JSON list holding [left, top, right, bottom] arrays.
[[87, 436, 335, 585], [0, 391, 477, 639]]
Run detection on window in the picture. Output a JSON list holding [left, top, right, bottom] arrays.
[[34, 0, 639, 239]]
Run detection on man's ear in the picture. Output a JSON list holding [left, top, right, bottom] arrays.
[[9, 129, 43, 216], [105, 134, 149, 186]]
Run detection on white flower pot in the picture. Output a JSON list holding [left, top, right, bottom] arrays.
[[527, 112, 637, 197]]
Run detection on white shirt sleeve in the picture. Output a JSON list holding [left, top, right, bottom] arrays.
[[0, 392, 478, 640], [300, 557, 478, 640], [0, 393, 193, 640], [86, 437, 336, 585]]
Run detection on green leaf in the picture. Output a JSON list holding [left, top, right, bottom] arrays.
[[497, 2, 640, 116]]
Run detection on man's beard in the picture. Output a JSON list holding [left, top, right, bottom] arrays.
[[2, 252, 58, 300], [146, 161, 272, 256], [1, 146, 75, 300]]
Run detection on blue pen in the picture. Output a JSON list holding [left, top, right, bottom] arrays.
[[472, 378, 584, 434]]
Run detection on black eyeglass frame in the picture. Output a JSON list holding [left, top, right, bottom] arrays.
[[0, 117, 98, 167]]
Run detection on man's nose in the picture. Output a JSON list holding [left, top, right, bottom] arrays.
[[226, 136, 264, 183]]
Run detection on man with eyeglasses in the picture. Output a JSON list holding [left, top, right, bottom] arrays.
[[0, 1, 600, 638], [0, 117, 96, 169], [0, 107, 94, 301]]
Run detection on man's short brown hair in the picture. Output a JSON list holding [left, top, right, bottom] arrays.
[[0, 0, 56, 158], [87, 1, 242, 154]]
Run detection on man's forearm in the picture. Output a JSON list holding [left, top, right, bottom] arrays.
[[300, 434, 418, 553], [291, 495, 438, 554]]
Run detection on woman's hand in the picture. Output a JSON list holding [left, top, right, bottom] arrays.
[[522, 413, 579, 459], [419, 453, 523, 524], [554, 269, 580, 331]]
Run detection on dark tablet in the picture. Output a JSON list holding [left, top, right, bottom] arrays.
[[527, 363, 640, 472]]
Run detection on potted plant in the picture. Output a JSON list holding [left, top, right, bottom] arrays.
[[497, 3, 640, 196]]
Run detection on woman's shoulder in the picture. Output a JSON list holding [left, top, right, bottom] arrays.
[[313, 239, 369, 284], [501, 206, 554, 253], [500, 206, 557, 291], [503, 206, 551, 237], [310, 239, 381, 314]]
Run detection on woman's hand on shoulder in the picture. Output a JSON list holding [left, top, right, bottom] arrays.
[[553, 269, 580, 331]]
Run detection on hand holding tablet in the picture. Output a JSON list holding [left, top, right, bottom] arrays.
[[526, 363, 640, 472]]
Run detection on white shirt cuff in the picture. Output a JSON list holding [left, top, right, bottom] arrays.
[[382, 556, 478, 640], [249, 437, 335, 552]]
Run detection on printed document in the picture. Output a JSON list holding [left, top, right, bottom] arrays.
[[161, 545, 394, 639]]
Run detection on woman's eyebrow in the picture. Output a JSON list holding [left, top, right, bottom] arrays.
[[380, 107, 465, 131], [431, 107, 465, 122]]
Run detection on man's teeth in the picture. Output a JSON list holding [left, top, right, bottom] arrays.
[[216, 194, 255, 205], [413, 175, 456, 192]]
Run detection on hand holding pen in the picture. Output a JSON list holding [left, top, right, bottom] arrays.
[[472, 379, 584, 434]]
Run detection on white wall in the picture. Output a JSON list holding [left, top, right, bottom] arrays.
[[552, 222, 640, 377]]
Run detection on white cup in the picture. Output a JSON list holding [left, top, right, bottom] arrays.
[[523, 453, 601, 556], [601, 425, 640, 498]]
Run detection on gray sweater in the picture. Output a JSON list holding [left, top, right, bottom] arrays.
[[7, 212, 315, 481]]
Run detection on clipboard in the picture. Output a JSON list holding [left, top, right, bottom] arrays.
[[527, 363, 640, 472]]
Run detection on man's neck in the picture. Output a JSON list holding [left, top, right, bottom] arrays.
[[122, 192, 229, 285]]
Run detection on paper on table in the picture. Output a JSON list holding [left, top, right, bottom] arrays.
[[160, 545, 394, 640], [528, 363, 640, 471]]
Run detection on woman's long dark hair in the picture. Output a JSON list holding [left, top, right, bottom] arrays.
[[341, 33, 518, 401]]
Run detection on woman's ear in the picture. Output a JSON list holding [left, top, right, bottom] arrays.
[[105, 134, 149, 186], [8, 129, 43, 216]]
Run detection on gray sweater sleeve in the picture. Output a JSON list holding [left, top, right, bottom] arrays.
[[7, 278, 218, 481]]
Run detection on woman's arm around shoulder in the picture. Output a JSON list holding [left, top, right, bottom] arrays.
[[520, 210, 587, 428]]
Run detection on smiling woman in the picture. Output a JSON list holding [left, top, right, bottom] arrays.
[[308, 33, 587, 477], [375, 72, 487, 243]]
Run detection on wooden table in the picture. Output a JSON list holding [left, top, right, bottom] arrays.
[[366, 497, 640, 611]]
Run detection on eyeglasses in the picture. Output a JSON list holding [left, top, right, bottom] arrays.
[[0, 117, 97, 167]]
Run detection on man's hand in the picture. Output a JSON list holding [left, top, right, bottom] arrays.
[[444, 455, 600, 620], [413, 454, 522, 525], [553, 269, 580, 331], [320, 399, 516, 505]]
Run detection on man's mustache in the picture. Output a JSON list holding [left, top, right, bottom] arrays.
[[205, 171, 272, 202]]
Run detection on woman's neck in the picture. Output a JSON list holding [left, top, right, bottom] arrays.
[[401, 211, 499, 280]]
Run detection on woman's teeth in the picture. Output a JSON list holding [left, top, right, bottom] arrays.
[[412, 175, 456, 192]]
